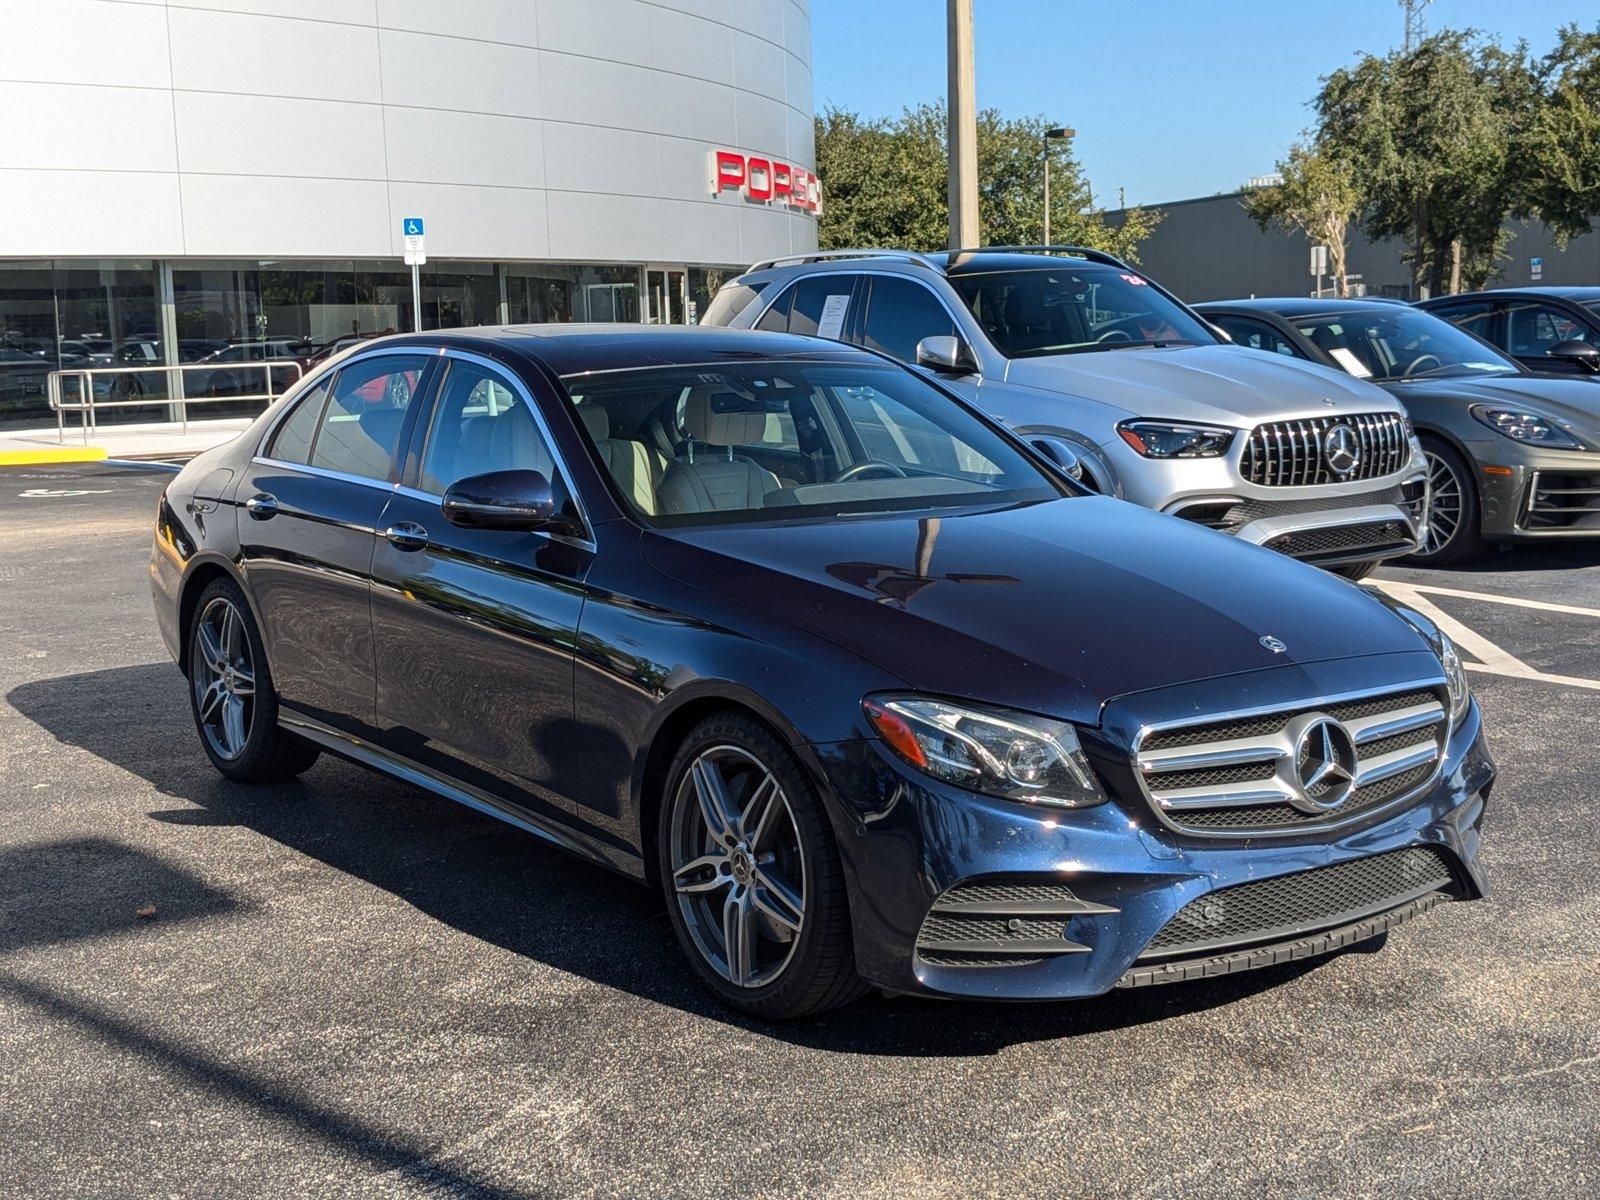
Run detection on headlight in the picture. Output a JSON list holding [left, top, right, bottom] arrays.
[[1470, 405, 1584, 449], [862, 695, 1106, 808], [1438, 632, 1470, 724], [1116, 420, 1235, 458]]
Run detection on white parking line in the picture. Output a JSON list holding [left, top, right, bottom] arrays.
[[1373, 580, 1600, 693]]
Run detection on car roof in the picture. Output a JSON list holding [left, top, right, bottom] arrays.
[[1199, 297, 1413, 319], [356, 324, 871, 378], [1423, 287, 1600, 303], [740, 247, 1135, 282]]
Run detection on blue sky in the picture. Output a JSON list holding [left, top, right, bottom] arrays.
[[809, 1, 1587, 207]]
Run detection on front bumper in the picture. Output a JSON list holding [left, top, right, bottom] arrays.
[[1100, 437, 1427, 566], [1463, 438, 1600, 541], [815, 667, 1493, 1001]]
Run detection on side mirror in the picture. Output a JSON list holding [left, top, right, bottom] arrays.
[[442, 469, 576, 534], [916, 335, 979, 376], [1029, 436, 1085, 482], [1545, 339, 1600, 372]]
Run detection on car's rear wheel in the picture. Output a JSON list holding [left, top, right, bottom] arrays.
[[658, 713, 864, 1019], [187, 578, 319, 782], [1406, 439, 1485, 566]]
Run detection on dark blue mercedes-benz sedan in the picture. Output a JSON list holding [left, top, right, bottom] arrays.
[[150, 325, 1494, 1018]]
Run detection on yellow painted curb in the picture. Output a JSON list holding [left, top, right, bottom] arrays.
[[0, 446, 109, 466]]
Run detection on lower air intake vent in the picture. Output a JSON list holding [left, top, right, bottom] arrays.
[[913, 879, 1116, 968], [1141, 846, 1457, 961]]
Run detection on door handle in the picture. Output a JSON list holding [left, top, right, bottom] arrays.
[[244, 493, 278, 520], [383, 522, 430, 552]]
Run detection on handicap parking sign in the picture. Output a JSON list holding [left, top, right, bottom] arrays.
[[403, 217, 425, 237]]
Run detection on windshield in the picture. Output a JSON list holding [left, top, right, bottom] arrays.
[[1295, 308, 1518, 380], [563, 360, 1061, 528], [948, 265, 1216, 358]]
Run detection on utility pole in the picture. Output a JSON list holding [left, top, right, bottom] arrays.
[[1041, 126, 1074, 244], [1400, 0, 1432, 52], [946, 0, 979, 250]]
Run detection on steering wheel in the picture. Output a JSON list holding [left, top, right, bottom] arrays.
[[1400, 353, 1443, 377], [1097, 328, 1134, 343], [830, 461, 909, 484]]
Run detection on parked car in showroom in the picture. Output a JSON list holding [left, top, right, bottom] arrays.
[[702, 247, 1428, 579], [1418, 287, 1600, 378], [1198, 297, 1600, 564], [150, 325, 1492, 1018]]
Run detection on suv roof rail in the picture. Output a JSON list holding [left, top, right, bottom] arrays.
[[745, 248, 944, 273], [947, 244, 1132, 269]]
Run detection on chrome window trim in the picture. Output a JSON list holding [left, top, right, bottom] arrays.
[[1128, 676, 1451, 841]]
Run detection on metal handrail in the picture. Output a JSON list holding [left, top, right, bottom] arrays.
[[745, 248, 945, 273], [47, 359, 305, 444]]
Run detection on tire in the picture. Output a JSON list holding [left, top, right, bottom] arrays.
[[1404, 438, 1486, 566], [1329, 560, 1378, 582], [186, 577, 320, 782], [657, 712, 865, 1019]]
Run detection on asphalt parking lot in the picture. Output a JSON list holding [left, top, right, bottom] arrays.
[[1, 463, 1596, 1200]]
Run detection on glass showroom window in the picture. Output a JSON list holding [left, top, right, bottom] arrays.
[[0, 260, 166, 427]]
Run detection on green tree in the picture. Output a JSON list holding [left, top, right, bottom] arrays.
[[1526, 23, 1600, 244], [1314, 32, 1539, 294], [814, 102, 1160, 260], [1243, 141, 1362, 296]]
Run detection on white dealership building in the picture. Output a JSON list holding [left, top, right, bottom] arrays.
[[0, 0, 818, 426]]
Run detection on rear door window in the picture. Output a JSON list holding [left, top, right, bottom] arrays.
[[785, 276, 860, 340], [309, 353, 429, 481]]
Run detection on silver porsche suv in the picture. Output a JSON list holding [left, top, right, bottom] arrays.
[[703, 247, 1429, 577]]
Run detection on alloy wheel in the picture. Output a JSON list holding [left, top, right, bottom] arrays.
[[1419, 449, 1464, 557], [668, 745, 807, 988], [191, 596, 256, 760]]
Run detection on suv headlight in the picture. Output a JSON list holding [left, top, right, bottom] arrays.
[[1116, 420, 1235, 458], [1438, 632, 1471, 724], [862, 695, 1106, 808], [1470, 405, 1584, 449]]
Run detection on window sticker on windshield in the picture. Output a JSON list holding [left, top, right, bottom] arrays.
[[816, 294, 851, 340], [1328, 347, 1372, 378], [1119, 273, 1147, 286]]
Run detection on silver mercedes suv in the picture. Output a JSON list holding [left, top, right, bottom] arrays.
[[703, 247, 1429, 577]]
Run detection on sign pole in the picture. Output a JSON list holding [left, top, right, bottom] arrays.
[[401, 216, 426, 332]]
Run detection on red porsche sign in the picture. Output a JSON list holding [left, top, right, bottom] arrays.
[[711, 150, 822, 216]]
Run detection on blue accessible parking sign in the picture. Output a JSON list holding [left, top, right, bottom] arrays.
[[403, 217, 424, 236]]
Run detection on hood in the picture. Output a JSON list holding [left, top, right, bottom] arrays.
[[1388, 375, 1600, 439], [1001, 343, 1399, 429], [643, 497, 1428, 726]]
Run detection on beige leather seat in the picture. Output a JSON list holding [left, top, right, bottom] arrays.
[[577, 404, 669, 515], [658, 384, 782, 515]]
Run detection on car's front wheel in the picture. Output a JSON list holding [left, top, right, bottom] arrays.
[[658, 713, 864, 1019], [186, 577, 319, 782], [1406, 439, 1486, 566]]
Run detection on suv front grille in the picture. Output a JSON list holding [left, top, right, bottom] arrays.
[[1140, 845, 1458, 959], [1242, 413, 1409, 487], [1133, 686, 1448, 835]]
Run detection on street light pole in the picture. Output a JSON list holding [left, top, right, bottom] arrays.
[[946, 0, 979, 250], [1041, 126, 1073, 245]]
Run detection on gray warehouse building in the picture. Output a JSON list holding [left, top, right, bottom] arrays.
[[1110, 189, 1600, 304]]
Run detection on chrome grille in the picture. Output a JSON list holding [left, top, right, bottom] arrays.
[[1242, 413, 1409, 487], [1132, 686, 1449, 836]]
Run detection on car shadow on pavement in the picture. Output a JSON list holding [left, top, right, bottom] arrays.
[[10, 663, 1359, 1059]]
